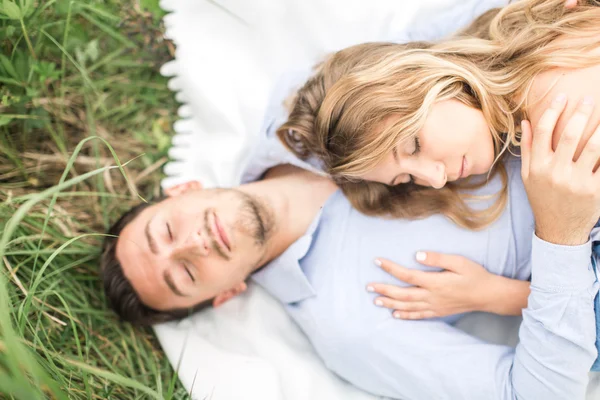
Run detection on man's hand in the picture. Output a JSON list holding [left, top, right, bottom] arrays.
[[565, 0, 578, 8], [564, 0, 599, 8], [521, 94, 600, 245]]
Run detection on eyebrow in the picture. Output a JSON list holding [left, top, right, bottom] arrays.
[[163, 270, 186, 297], [145, 218, 158, 255]]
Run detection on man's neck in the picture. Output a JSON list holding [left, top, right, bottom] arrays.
[[238, 165, 338, 269]]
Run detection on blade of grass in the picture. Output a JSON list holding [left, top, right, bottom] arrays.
[[77, 9, 137, 49]]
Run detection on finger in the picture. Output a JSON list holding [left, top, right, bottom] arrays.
[[581, 123, 600, 172], [565, 0, 578, 8], [531, 93, 567, 163], [415, 251, 468, 273], [520, 120, 533, 179], [392, 310, 437, 320], [367, 284, 429, 302], [554, 96, 595, 162], [374, 297, 430, 312], [376, 258, 428, 287]]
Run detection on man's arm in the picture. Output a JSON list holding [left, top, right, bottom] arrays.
[[328, 238, 596, 399], [392, 0, 508, 43], [395, 0, 581, 44]]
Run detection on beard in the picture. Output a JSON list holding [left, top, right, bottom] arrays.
[[234, 190, 273, 247]]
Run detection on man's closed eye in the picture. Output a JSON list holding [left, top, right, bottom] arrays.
[[166, 222, 173, 240], [183, 263, 195, 282]]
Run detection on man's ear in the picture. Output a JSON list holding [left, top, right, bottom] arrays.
[[212, 282, 247, 308], [164, 180, 203, 197]]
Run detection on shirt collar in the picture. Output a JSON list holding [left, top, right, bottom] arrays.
[[251, 208, 324, 304]]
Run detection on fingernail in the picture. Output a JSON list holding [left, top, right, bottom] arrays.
[[583, 96, 595, 105], [393, 312, 401, 319], [374, 259, 382, 266], [554, 93, 566, 103], [366, 285, 375, 292], [375, 299, 383, 307], [416, 251, 426, 262]]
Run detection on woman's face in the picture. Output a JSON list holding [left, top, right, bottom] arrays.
[[358, 99, 496, 188]]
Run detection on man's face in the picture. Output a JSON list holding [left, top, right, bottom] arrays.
[[116, 182, 270, 311]]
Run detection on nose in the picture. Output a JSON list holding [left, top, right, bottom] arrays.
[[411, 159, 447, 189], [172, 230, 210, 258]]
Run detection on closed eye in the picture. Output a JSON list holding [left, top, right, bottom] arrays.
[[166, 222, 173, 240], [390, 140, 419, 186], [183, 264, 195, 282], [411, 137, 421, 156]]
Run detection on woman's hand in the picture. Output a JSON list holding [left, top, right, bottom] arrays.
[[367, 252, 530, 319]]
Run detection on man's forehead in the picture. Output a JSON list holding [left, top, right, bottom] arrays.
[[120, 203, 154, 241], [115, 205, 155, 284]]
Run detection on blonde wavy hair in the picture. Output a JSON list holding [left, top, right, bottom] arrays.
[[277, 0, 600, 230]]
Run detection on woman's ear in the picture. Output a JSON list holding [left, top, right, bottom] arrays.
[[164, 180, 203, 197], [212, 282, 248, 308]]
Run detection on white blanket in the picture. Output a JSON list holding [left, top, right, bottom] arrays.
[[154, 0, 600, 398]]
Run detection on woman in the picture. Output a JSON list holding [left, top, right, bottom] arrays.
[[276, 0, 600, 348], [279, 0, 600, 228]]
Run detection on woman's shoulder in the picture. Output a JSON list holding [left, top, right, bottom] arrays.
[[526, 37, 600, 110], [526, 50, 600, 152]]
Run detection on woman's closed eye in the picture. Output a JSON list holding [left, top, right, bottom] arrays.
[[393, 136, 421, 159], [404, 138, 420, 184], [411, 137, 421, 156], [390, 137, 420, 186]]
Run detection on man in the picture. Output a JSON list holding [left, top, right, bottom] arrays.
[[101, 92, 599, 400], [101, 1, 599, 399]]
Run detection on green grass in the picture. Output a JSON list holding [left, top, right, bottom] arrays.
[[0, 1, 191, 398]]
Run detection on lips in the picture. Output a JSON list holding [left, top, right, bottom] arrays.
[[212, 211, 231, 252]]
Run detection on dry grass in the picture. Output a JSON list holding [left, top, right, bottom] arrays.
[[0, 1, 191, 398]]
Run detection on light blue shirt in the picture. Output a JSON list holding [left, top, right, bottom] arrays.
[[238, 1, 599, 398], [242, 106, 598, 400]]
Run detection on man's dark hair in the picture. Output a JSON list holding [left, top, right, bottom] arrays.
[[100, 201, 212, 326]]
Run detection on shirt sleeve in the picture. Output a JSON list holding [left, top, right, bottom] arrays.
[[392, 0, 509, 44], [327, 233, 598, 400]]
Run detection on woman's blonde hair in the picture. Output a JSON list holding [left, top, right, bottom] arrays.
[[277, 0, 600, 230]]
